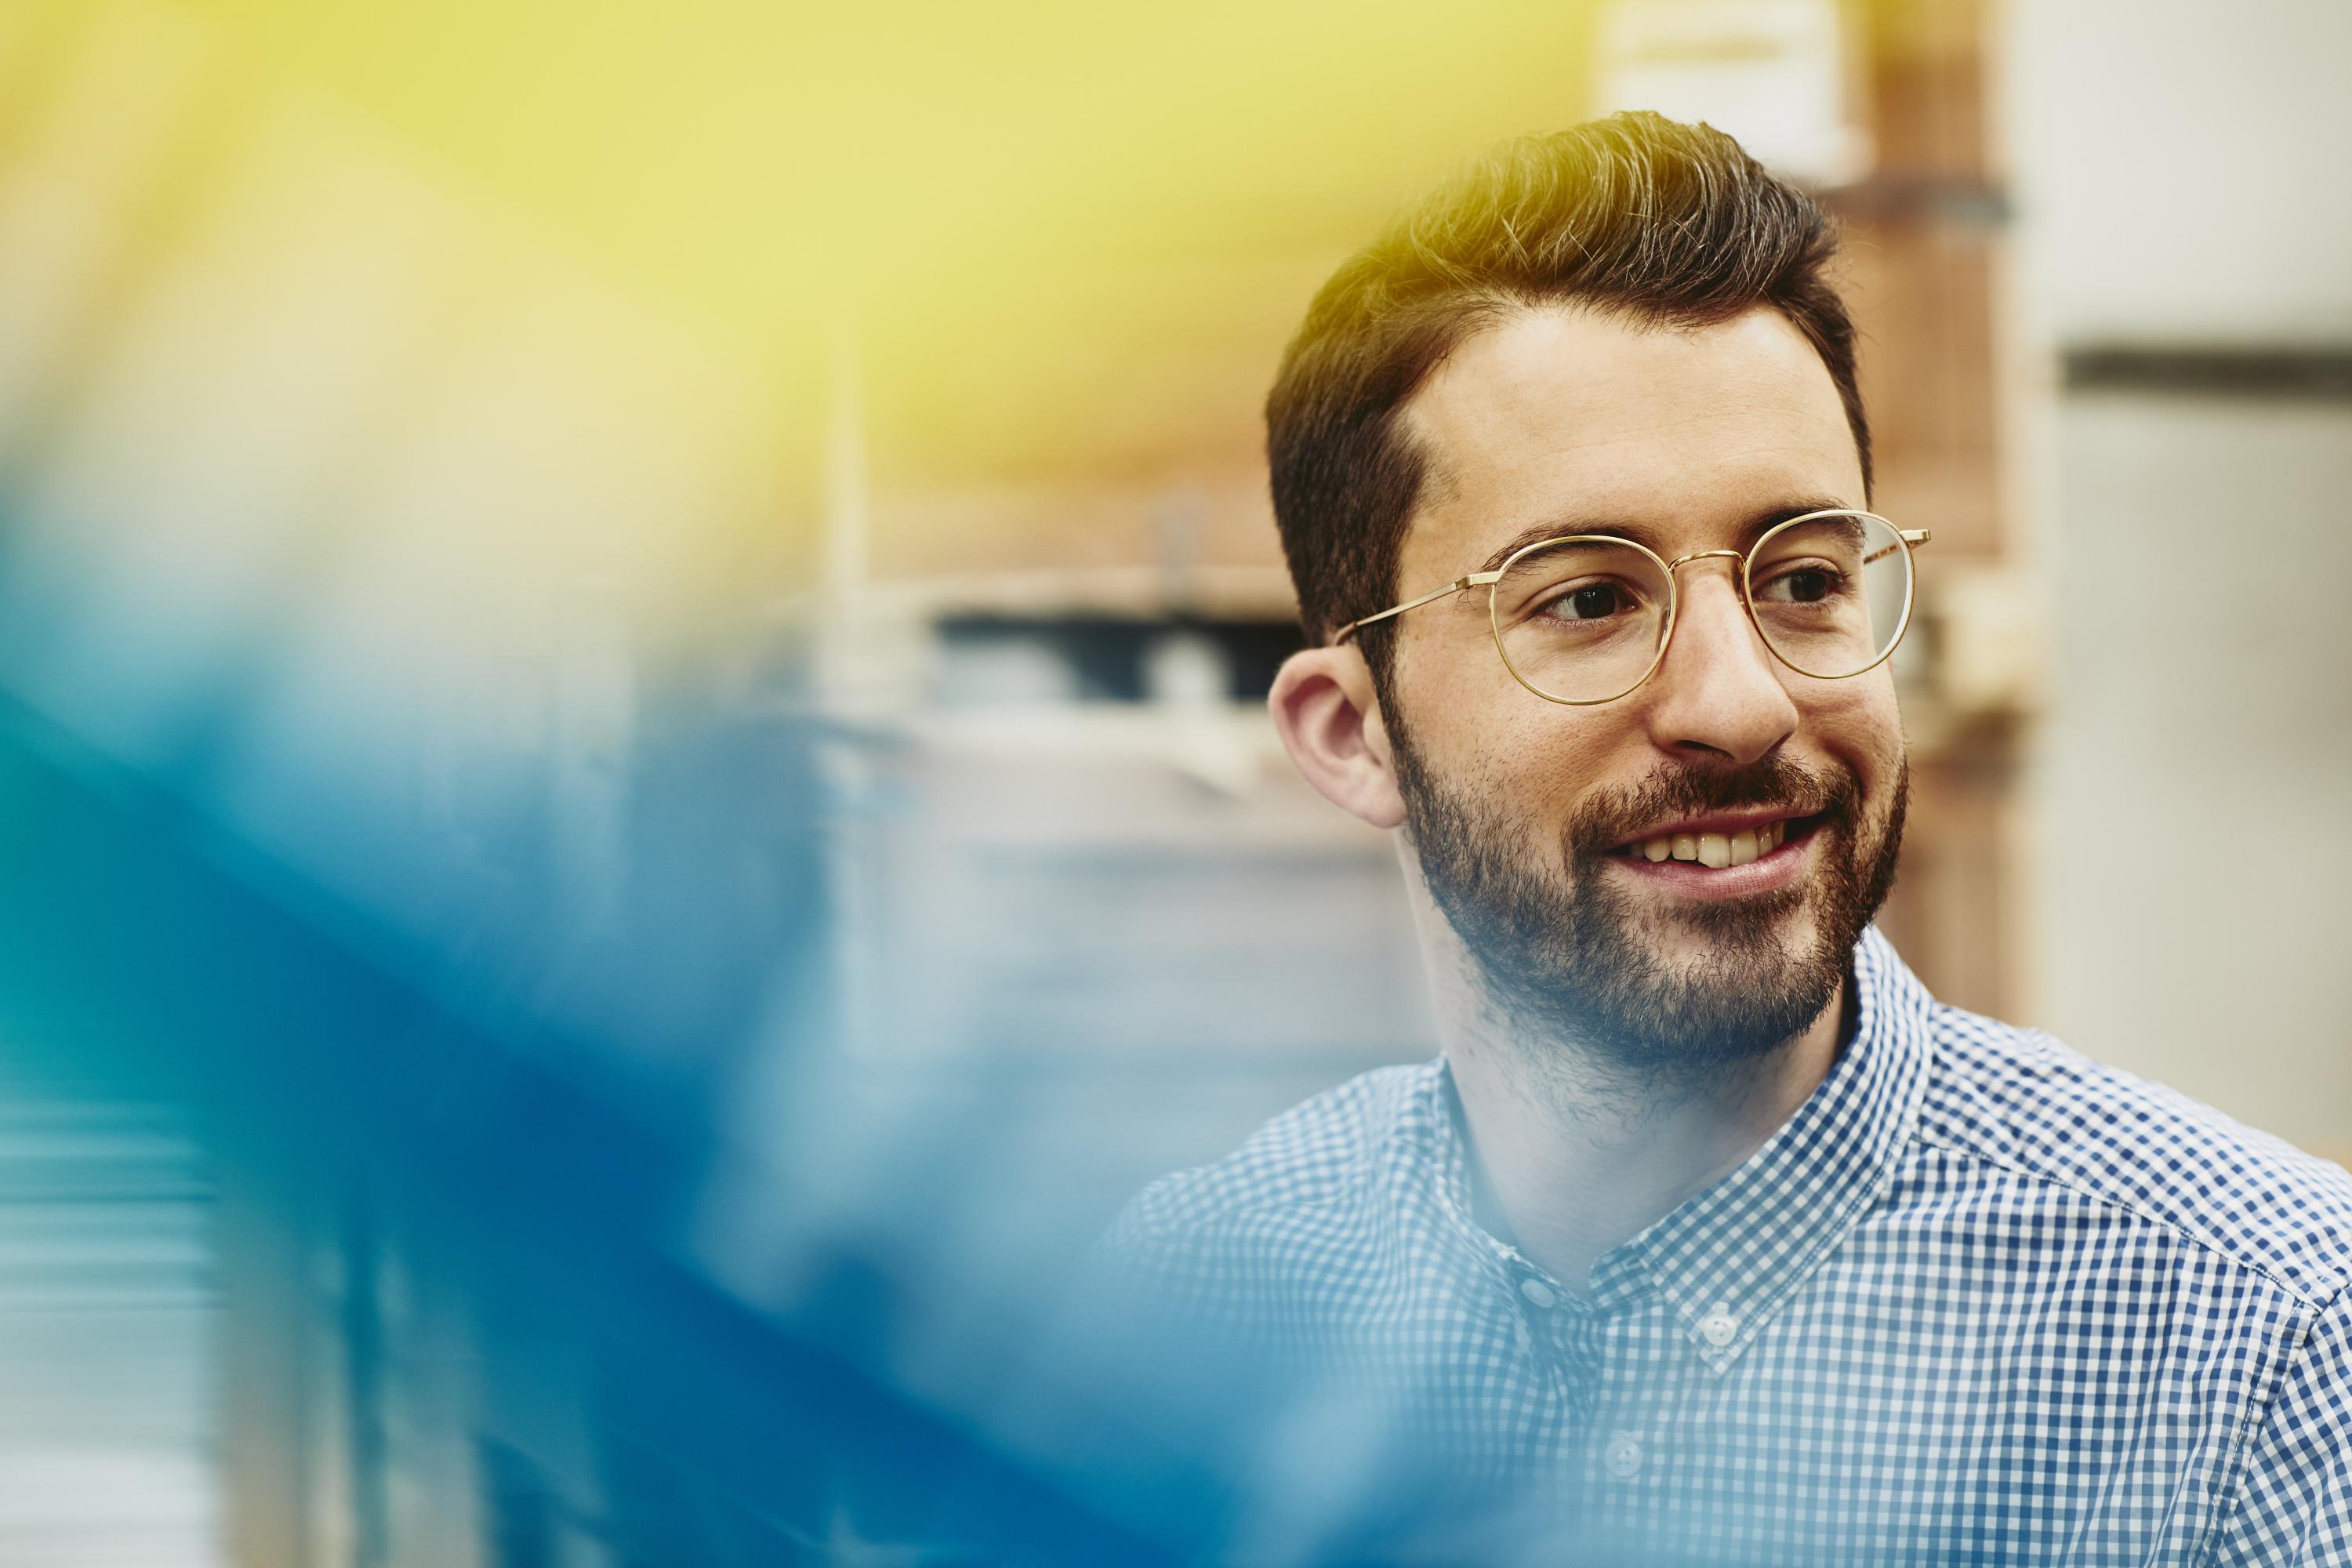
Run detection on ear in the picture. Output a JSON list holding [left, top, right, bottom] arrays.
[[1268, 644, 1407, 831]]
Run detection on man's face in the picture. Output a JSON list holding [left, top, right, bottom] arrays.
[[1379, 304, 1907, 1075]]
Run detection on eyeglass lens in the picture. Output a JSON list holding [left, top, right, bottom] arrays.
[[1490, 512, 1913, 702]]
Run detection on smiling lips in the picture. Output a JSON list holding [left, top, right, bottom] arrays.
[[1611, 813, 1816, 869]]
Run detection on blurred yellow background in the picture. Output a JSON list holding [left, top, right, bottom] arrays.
[[0, 1, 2347, 1562]]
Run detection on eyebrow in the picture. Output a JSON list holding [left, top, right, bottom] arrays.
[[1472, 499, 1856, 575]]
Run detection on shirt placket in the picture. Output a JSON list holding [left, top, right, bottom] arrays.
[[1578, 1276, 1681, 1534], [1486, 1256, 1580, 1471], [1496, 1254, 1685, 1533]]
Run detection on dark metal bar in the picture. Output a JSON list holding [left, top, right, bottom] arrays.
[[2062, 345, 2352, 400]]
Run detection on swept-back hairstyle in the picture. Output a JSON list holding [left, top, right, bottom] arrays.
[[1265, 111, 1870, 682]]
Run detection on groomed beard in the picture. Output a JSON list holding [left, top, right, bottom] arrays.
[[1391, 722, 1908, 1086]]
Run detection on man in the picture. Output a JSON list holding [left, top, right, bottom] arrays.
[[1098, 114, 2352, 1563]]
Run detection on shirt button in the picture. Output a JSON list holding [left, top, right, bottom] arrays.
[[1604, 1431, 1644, 1479], [1518, 1277, 1557, 1309], [1698, 1306, 1739, 1348]]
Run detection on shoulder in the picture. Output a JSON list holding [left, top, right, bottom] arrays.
[[1914, 997, 2352, 1305], [1101, 1060, 1437, 1259]]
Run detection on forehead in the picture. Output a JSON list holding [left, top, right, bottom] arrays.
[[1397, 303, 1865, 572]]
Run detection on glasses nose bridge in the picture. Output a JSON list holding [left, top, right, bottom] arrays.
[[1662, 546, 1748, 582], [1653, 546, 1769, 675]]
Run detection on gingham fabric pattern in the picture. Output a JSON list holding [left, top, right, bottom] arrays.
[[1103, 926, 2352, 1564]]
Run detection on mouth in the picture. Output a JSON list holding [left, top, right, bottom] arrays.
[[1603, 811, 1831, 870]]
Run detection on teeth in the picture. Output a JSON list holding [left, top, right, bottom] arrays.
[[1631, 818, 1802, 867]]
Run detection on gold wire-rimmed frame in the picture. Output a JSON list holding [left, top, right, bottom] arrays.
[[1330, 508, 1933, 706]]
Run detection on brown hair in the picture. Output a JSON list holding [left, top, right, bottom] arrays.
[[1265, 111, 1870, 681]]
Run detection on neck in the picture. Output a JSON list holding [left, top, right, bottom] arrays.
[[1432, 940, 1849, 1295]]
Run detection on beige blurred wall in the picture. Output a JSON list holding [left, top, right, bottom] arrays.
[[2008, 0, 2352, 343], [2009, 0, 2352, 1152], [2032, 399, 2352, 1152]]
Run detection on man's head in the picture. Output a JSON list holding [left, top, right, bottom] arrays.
[[1265, 112, 1908, 1079]]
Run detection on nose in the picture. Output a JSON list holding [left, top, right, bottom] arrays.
[[1637, 554, 1799, 765]]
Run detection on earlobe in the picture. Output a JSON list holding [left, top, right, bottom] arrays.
[[1267, 646, 1408, 832]]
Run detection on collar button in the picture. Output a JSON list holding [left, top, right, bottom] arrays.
[[1518, 1276, 1558, 1309], [1698, 1306, 1740, 1348]]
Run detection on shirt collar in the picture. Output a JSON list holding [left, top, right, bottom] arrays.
[[1425, 924, 1934, 1365]]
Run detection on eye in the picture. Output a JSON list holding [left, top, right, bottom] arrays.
[[1755, 564, 1845, 604], [1541, 581, 1639, 621]]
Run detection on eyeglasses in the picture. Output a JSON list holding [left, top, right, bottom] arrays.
[[1332, 509, 1931, 706]]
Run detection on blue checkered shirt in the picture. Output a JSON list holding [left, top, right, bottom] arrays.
[[1102, 927, 2352, 1564]]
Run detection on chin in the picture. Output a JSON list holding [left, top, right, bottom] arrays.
[[1649, 900, 1821, 974]]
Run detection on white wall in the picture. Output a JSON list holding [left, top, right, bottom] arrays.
[[2031, 397, 2352, 1150], [2008, 0, 2352, 1151], [2008, 0, 2352, 343]]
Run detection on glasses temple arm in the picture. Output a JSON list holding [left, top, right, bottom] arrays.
[[1861, 528, 1932, 567], [1330, 575, 1486, 645]]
